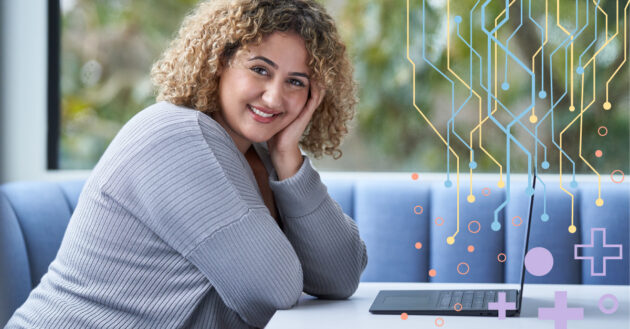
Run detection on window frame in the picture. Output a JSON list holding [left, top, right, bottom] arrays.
[[47, 0, 60, 170]]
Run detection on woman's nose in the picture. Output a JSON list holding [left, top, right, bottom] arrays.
[[261, 80, 283, 110]]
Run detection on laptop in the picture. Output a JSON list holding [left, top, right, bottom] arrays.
[[369, 175, 536, 316]]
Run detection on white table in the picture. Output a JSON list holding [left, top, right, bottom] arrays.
[[267, 282, 630, 329]]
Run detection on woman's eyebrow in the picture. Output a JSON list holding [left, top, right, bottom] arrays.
[[248, 56, 310, 80], [249, 56, 278, 69], [289, 72, 310, 80]]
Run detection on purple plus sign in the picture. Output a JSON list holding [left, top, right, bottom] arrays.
[[574, 228, 623, 276], [538, 291, 584, 329], [487, 292, 516, 319]]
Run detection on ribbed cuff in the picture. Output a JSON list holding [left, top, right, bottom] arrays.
[[268, 156, 328, 218]]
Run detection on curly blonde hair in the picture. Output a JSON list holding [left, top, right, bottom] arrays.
[[151, 0, 357, 159]]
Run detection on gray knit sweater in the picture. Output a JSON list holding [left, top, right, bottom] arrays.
[[6, 102, 367, 328]]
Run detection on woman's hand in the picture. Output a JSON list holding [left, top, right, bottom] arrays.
[[268, 83, 325, 180]]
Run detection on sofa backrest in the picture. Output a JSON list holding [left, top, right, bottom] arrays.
[[1, 175, 628, 325], [321, 174, 629, 285], [0, 180, 84, 323]]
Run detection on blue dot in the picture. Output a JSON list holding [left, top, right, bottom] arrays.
[[570, 181, 578, 188], [538, 90, 547, 99], [526, 187, 534, 196], [502, 82, 510, 90], [541, 213, 549, 222], [445, 180, 453, 188], [576, 67, 584, 74], [491, 221, 501, 231], [454, 16, 462, 24], [541, 161, 549, 169], [469, 161, 477, 169]]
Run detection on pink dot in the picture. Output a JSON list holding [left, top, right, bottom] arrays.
[[524, 247, 554, 276], [595, 150, 603, 157]]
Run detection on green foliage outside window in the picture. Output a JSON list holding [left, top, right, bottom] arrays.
[[60, 0, 197, 169], [60, 0, 628, 175]]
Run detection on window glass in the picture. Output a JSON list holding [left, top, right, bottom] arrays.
[[60, 0, 197, 169], [58, 0, 628, 174]]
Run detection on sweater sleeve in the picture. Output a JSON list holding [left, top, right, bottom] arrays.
[[268, 156, 368, 299], [185, 211, 303, 328], [96, 105, 303, 328]]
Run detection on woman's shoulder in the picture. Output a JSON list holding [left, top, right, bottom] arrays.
[[127, 101, 204, 133], [113, 101, 199, 142], [91, 102, 245, 190], [95, 102, 240, 171], [120, 102, 233, 148]]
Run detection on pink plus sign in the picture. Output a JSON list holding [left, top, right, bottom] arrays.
[[574, 227, 623, 276], [487, 292, 516, 319], [538, 291, 584, 329]]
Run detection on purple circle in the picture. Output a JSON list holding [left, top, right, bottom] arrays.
[[524, 247, 553, 276], [599, 294, 618, 314]]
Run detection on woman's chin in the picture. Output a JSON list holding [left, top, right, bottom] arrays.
[[244, 132, 274, 144]]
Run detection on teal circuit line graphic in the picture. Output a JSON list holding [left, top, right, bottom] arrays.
[[406, 0, 629, 243]]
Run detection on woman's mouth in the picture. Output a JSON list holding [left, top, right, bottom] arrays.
[[248, 105, 279, 123]]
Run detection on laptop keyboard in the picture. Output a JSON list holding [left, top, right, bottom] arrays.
[[438, 290, 499, 310]]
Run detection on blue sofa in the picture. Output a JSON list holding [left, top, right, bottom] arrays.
[[1, 174, 628, 325]]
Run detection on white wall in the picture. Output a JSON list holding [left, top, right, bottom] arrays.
[[0, 0, 89, 183]]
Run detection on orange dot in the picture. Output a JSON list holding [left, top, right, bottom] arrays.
[[411, 173, 419, 180], [429, 269, 437, 277], [415, 242, 422, 249], [401, 312, 408, 320], [467, 245, 475, 252], [595, 150, 602, 157]]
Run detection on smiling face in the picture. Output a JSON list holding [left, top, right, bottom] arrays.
[[214, 32, 311, 154]]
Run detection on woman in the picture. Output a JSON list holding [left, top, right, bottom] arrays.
[[6, 0, 367, 328]]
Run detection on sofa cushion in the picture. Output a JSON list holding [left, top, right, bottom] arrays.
[[0, 193, 32, 325], [505, 180, 581, 284], [0, 182, 75, 288], [355, 178, 430, 282], [429, 181, 506, 283], [579, 183, 629, 284]]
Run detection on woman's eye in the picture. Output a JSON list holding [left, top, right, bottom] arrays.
[[289, 79, 305, 87], [251, 66, 268, 75]]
